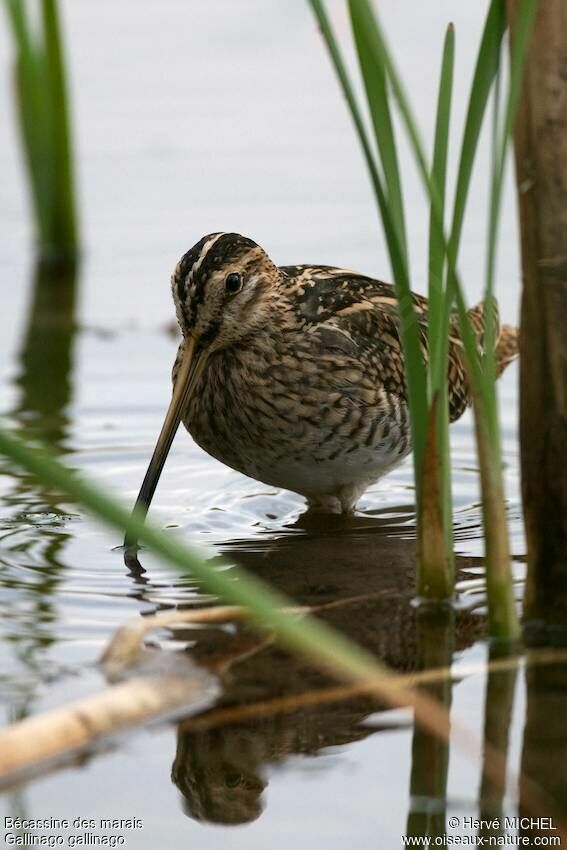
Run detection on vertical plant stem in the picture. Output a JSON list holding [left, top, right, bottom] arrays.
[[346, 0, 529, 636], [472, 391, 520, 640], [440, 0, 507, 371], [5, 0, 51, 246], [428, 24, 454, 371], [426, 24, 455, 580], [417, 394, 452, 599], [312, 1, 512, 608], [42, 0, 77, 257], [3, 0, 79, 262], [343, 0, 505, 609], [309, 0, 428, 496], [432, 0, 506, 455], [507, 0, 567, 630], [41, 0, 78, 260], [484, 0, 537, 435], [471, 0, 536, 642]]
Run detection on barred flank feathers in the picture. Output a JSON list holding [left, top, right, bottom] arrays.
[[495, 324, 519, 376]]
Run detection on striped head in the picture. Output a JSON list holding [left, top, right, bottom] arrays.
[[126, 232, 282, 544], [171, 232, 280, 351]]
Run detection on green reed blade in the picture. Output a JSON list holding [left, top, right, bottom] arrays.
[[41, 0, 78, 259], [347, 0, 440, 216], [307, 0, 382, 203], [348, 0, 505, 397], [471, 389, 520, 641], [449, 0, 506, 262], [309, 0, 428, 487], [5, 0, 52, 246], [428, 24, 455, 565], [483, 0, 538, 435], [341, 1, 479, 410], [0, 424, 382, 681], [439, 0, 507, 398], [344, 0, 466, 597], [451, 0, 535, 412], [417, 393, 453, 598], [350, 0, 532, 441], [349, 0, 407, 259], [352, 0, 503, 402], [472, 0, 537, 642], [428, 24, 454, 384], [0, 423, 459, 751], [446, 0, 536, 642], [313, 0, 525, 630], [483, 33, 503, 409], [3, 0, 78, 262], [348, 0, 504, 410]]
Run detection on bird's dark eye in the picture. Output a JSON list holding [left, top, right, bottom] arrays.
[[225, 772, 243, 788], [225, 272, 242, 295]]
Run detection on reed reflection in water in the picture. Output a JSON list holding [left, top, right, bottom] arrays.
[[0, 260, 78, 719]]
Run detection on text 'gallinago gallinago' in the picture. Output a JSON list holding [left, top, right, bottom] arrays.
[[130, 232, 518, 527]]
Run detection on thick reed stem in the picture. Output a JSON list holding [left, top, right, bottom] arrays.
[[507, 0, 567, 632], [472, 392, 520, 641]]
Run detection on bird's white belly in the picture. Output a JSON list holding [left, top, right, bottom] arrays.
[[240, 440, 408, 503], [187, 411, 407, 509]]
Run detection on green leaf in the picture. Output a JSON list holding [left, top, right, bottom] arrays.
[[483, 0, 538, 438], [3, 0, 79, 261], [428, 24, 454, 386], [428, 23, 455, 568], [309, 0, 428, 489], [349, 0, 407, 259]]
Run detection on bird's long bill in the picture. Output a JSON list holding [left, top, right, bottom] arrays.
[[124, 336, 204, 551]]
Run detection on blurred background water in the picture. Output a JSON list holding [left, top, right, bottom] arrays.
[[0, 2, 531, 847]]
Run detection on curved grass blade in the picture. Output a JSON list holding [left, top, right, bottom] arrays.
[[450, 0, 507, 261], [439, 0, 508, 397], [0, 423, 451, 743], [307, 0, 382, 204], [394, 0, 521, 638], [341, 0, 487, 469], [308, 0, 428, 486], [349, 0, 407, 258], [343, 0, 503, 396]]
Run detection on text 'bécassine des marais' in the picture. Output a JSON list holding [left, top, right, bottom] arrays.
[[4, 819, 143, 831]]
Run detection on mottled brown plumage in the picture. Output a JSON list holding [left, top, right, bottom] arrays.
[[160, 232, 518, 513]]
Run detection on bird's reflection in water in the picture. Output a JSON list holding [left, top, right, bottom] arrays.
[[164, 510, 484, 826], [173, 723, 268, 824]]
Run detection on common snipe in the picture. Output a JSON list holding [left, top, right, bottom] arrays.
[[130, 232, 518, 525]]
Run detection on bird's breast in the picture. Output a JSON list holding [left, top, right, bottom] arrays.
[[178, 340, 410, 496]]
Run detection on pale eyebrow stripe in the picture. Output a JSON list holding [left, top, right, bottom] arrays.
[[187, 232, 225, 286], [173, 232, 226, 308]]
